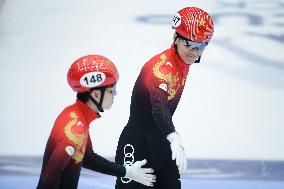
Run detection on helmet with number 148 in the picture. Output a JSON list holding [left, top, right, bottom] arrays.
[[67, 55, 119, 92], [67, 55, 119, 112]]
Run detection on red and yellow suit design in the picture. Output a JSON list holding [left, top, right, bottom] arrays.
[[64, 111, 88, 164], [152, 53, 187, 100], [127, 44, 190, 139], [36, 100, 99, 189]]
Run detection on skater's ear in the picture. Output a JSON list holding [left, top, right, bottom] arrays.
[[90, 89, 101, 100]]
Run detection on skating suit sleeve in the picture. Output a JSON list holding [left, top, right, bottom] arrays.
[[82, 133, 126, 177], [37, 139, 74, 189], [147, 52, 189, 136]]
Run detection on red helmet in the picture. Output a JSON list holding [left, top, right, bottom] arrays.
[[67, 55, 119, 93], [172, 7, 214, 43]]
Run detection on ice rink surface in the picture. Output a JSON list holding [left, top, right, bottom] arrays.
[[0, 0, 283, 188], [0, 156, 284, 188], [2, 176, 284, 189]]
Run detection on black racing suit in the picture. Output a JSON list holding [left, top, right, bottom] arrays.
[[115, 45, 190, 189]]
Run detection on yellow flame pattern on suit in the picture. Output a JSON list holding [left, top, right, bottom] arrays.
[[153, 54, 180, 100], [64, 112, 87, 164]]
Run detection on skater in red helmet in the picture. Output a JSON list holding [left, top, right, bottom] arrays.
[[115, 7, 214, 189], [36, 55, 156, 189]]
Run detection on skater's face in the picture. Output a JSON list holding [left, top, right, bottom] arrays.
[[90, 84, 117, 111], [102, 85, 117, 110], [175, 37, 206, 65]]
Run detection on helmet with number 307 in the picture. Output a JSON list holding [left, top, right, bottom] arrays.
[[67, 55, 119, 93], [172, 7, 214, 43]]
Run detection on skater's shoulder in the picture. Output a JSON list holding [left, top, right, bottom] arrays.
[[55, 102, 85, 124], [152, 53, 178, 77]]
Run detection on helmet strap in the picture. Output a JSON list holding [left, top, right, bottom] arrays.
[[194, 56, 201, 63], [88, 88, 106, 112], [174, 32, 179, 42]]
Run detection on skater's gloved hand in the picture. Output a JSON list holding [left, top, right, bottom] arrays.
[[124, 159, 156, 187], [167, 132, 187, 171]]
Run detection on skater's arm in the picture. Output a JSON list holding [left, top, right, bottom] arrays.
[[82, 136, 126, 177], [82, 136, 156, 186], [150, 85, 175, 135], [40, 140, 72, 189]]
